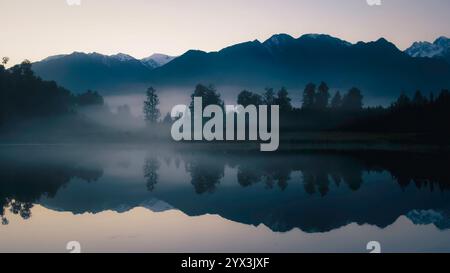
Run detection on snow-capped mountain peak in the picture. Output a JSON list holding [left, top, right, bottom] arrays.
[[405, 36, 449, 58], [110, 53, 136, 62], [434, 36, 450, 48], [263, 34, 295, 46], [141, 53, 176, 68]]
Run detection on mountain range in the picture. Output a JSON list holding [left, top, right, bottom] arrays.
[[32, 52, 176, 93], [31, 34, 450, 102], [405, 36, 450, 63]]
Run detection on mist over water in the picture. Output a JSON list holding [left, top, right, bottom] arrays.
[[105, 88, 192, 119], [103, 86, 392, 120]]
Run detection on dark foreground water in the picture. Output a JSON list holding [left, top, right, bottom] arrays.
[[0, 145, 450, 253]]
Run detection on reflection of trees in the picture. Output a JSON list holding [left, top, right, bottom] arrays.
[[302, 172, 331, 196], [303, 173, 316, 195], [0, 160, 103, 225], [331, 174, 342, 187], [1, 199, 33, 225], [9, 199, 33, 219], [164, 157, 172, 167], [176, 150, 450, 233], [237, 162, 291, 191], [316, 174, 330, 196], [1, 203, 8, 225], [297, 155, 365, 195], [143, 157, 160, 192], [342, 169, 363, 191], [237, 166, 262, 187], [361, 152, 450, 192], [186, 158, 224, 194], [203, 151, 450, 196], [234, 157, 350, 194], [174, 158, 181, 169], [273, 169, 291, 191]]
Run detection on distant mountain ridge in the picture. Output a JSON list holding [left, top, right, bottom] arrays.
[[32, 52, 176, 93], [31, 34, 450, 101], [39, 52, 176, 68], [147, 34, 450, 99]]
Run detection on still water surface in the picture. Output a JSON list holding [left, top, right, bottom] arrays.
[[1, 145, 449, 252]]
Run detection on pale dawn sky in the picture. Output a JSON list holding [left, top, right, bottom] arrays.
[[1, 0, 450, 66]]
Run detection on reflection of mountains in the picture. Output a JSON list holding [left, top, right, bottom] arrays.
[[1, 149, 450, 232]]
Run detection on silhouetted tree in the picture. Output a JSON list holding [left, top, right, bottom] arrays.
[[12, 59, 33, 78], [189, 84, 223, 110], [392, 92, 411, 109], [263, 88, 276, 105], [302, 83, 316, 109], [276, 87, 292, 112], [436, 89, 450, 106], [237, 90, 262, 107], [143, 87, 160, 124], [331, 91, 342, 109], [1, 57, 9, 66], [342, 87, 363, 111], [429, 92, 435, 104], [162, 112, 173, 124], [76, 90, 104, 107], [314, 82, 330, 109], [412, 90, 427, 106], [0, 60, 74, 125]]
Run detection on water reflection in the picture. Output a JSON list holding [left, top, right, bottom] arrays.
[[3, 205, 450, 253], [0, 149, 102, 224], [186, 155, 224, 194], [143, 156, 160, 192], [0, 146, 449, 238]]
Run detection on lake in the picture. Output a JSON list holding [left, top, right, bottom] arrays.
[[1, 145, 449, 253]]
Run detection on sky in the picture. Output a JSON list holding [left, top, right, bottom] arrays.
[[1, 0, 450, 66]]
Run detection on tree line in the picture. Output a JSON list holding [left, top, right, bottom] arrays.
[[234, 82, 363, 112], [353, 89, 450, 133], [142, 82, 364, 124], [0, 59, 104, 127], [2, 58, 449, 135], [143, 82, 450, 134]]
